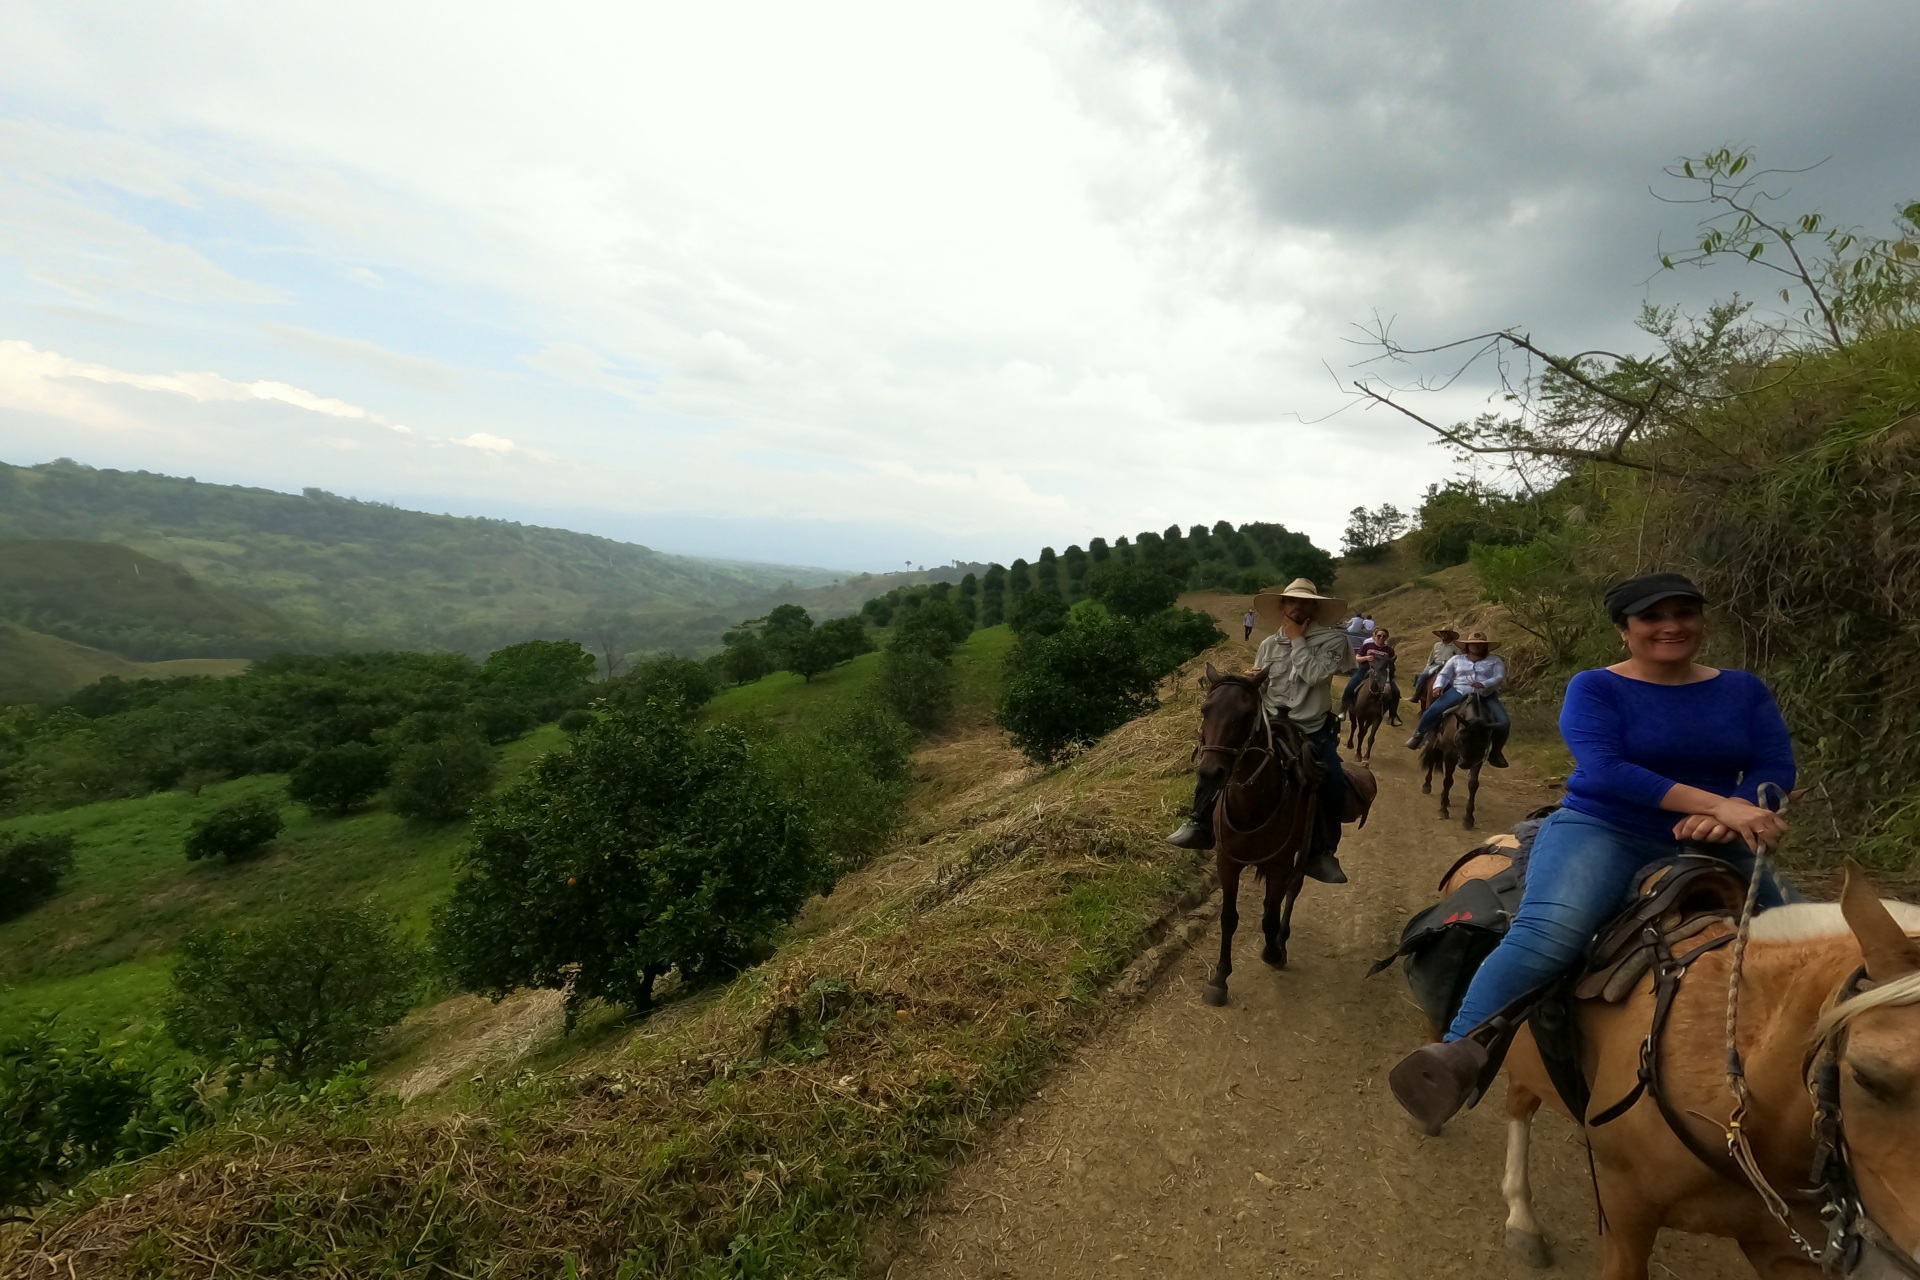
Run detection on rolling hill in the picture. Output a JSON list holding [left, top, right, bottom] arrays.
[[0, 459, 843, 656]]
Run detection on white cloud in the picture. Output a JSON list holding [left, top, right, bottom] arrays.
[[453, 432, 515, 453]]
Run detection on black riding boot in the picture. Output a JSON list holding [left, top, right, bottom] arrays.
[[1166, 779, 1222, 850], [1488, 725, 1511, 769]]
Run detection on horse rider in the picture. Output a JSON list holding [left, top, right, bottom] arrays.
[[1242, 607, 1256, 641], [1404, 628, 1511, 769], [1168, 578, 1354, 885], [1411, 627, 1461, 706], [1388, 572, 1796, 1131], [1341, 625, 1402, 726]]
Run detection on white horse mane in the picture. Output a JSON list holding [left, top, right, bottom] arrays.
[[1746, 900, 1920, 944]]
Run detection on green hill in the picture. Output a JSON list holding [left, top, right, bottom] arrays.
[[0, 621, 251, 708], [0, 459, 843, 656], [0, 539, 304, 661]]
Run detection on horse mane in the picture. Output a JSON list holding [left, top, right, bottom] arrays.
[[1814, 968, 1920, 1045], [1748, 900, 1920, 944], [1207, 673, 1265, 692]]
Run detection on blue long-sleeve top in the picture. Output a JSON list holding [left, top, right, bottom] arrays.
[[1559, 668, 1796, 841]]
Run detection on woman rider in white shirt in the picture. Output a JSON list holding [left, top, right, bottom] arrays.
[[1404, 628, 1510, 768]]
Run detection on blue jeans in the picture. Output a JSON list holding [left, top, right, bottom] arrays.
[[1415, 687, 1510, 738], [1304, 720, 1344, 856], [1445, 808, 1792, 1039]]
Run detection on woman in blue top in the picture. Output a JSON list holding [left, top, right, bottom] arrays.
[[1388, 572, 1794, 1132]]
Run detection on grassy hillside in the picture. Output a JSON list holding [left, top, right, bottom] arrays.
[[0, 726, 567, 1041], [0, 621, 250, 708], [0, 539, 306, 660], [4, 613, 1220, 1278], [0, 459, 842, 656]]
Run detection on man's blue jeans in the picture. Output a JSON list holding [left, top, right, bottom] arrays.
[[1415, 687, 1510, 738], [1445, 808, 1792, 1039]]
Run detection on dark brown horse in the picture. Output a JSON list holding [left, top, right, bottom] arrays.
[[1345, 652, 1399, 762], [1193, 665, 1375, 1006], [1421, 694, 1492, 830]]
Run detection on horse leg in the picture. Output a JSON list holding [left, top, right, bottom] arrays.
[[1439, 755, 1455, 819], [1206, 855, 1238, 1006], [1501, 1085, 1551, 1268], [1267, 871, 1303, 971], [1421, 753, 1433, 795], [1735, 1236, 1823, 1279], [1594, 1189, 1659, 1280], [1259, 867, 1284, 967], [1464, 759, 1481, 831]]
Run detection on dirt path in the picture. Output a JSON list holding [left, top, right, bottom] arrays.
[[893, 620, 1751, 1279]]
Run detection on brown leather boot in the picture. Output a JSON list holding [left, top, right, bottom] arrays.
[[1389, 1039, 1489, 1133]]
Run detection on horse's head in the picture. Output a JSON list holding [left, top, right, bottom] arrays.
[[1195, 663, 1269, 789], [1370, 653, 1396, 686], [1823, 870, 1920, 1266]]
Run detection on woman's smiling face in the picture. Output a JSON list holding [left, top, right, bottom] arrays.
[[1622, 598, 1705, 664]]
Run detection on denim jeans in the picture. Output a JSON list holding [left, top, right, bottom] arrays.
[[1415, 687, 1511, 738], [1445, 808, 1791, 1039]]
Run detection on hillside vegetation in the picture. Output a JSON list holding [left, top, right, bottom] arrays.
[[0, 460, 840, 656], [0, 540, 306, 661], [0, 622, 248, 709]]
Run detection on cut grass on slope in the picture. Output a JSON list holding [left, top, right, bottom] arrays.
[[4, 632, 1220, 1280], [0, 726, 565, 1040]]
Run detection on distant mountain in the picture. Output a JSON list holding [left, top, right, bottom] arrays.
[[0, 460, 844, 656]]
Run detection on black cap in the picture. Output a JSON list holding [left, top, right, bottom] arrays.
[[1604, 572, 1706, 624]]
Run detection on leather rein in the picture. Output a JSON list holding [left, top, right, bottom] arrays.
[[1585, 817, 1920, 1276], [1192, 687, 1315, 863]]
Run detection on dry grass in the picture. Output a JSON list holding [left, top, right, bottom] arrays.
[[2, 646, 1222, 1280]]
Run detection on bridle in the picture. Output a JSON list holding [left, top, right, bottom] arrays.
[[1716, 794, 1920, 1277], [1191, 682, 1309, 851], [1797, 968, 1920, 1278]]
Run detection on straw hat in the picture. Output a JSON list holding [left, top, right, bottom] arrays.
[[1459, 628, 1499, 651], [1432, 626, 1460, 640], [1252, 578, 1348, 628]]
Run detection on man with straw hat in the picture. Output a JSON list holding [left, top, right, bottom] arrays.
[[1167, 577, 1356, 884], [1411, 626, 1462, 707], [1405, 628, 1510, 768]]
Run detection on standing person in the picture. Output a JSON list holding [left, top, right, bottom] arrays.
[[1341, 626, 1401, 725], [1167, 579, 1355, 884], [1412, 628, 1461, 705], [1242, 607, 1256, 641], [1388, 573, 1795, 1131], [1405, 629, 1511, 768]]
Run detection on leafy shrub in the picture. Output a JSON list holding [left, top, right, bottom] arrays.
[[759, 703, 914, 882], [718, 633, 774, 685], [480, 639, 596, 702], [433, 708, 819, 1023], [890, 599, 973, 660], [388, 738, 495, 821], [607, 655, 720, 716], [557, 708, 594, 734], [1141, 606, 1226, 672], [184, 797, 283, 863], [287, 742, 391, 816], [471, 698, 538, 745], [0, 1017, 208, 1210], [879, 647, 955, 732], [1086, 561, 1181, 621], [0, 831, 76, 921], [1008, 589, 1069, 638], [998, 603, 1162, 764], [166, 906, 424, 1080]]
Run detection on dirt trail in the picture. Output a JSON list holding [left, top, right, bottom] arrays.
[[893, 619, 1751, 1279]]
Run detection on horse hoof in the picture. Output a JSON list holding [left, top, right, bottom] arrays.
[[1506, 1229, 1551, 1269], [1421, 783, 1432, 795], [1202, 984, 1228, 1007], [1261, 945, 1287, 969], [1463, 818, 1477, 831]]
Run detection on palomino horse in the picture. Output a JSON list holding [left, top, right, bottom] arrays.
[[1421, 694, 1492, 830], [1192, 665, 1375, 1006], [1435, 853, 1920, 1279], [1346, 653, 1399, 762]]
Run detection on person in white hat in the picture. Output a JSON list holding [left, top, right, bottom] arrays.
[[1404, 628, 1509, 767], [1167, 577, 1356, 884]]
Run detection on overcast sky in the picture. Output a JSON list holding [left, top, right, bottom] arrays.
[[2, 1, 1916, 571]]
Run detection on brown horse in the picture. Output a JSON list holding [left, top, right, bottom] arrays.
[[1421, 695, 1493, 830], [1434, 855, 1920, 1278], [1346, 652, 1399, 762], [1192, 665, 1374, 1006]]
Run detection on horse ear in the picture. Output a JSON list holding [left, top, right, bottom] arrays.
[[1204, 663, 1224, 688], [1250, 665, 1271, 684], [1841, 861, 1920, 982]]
